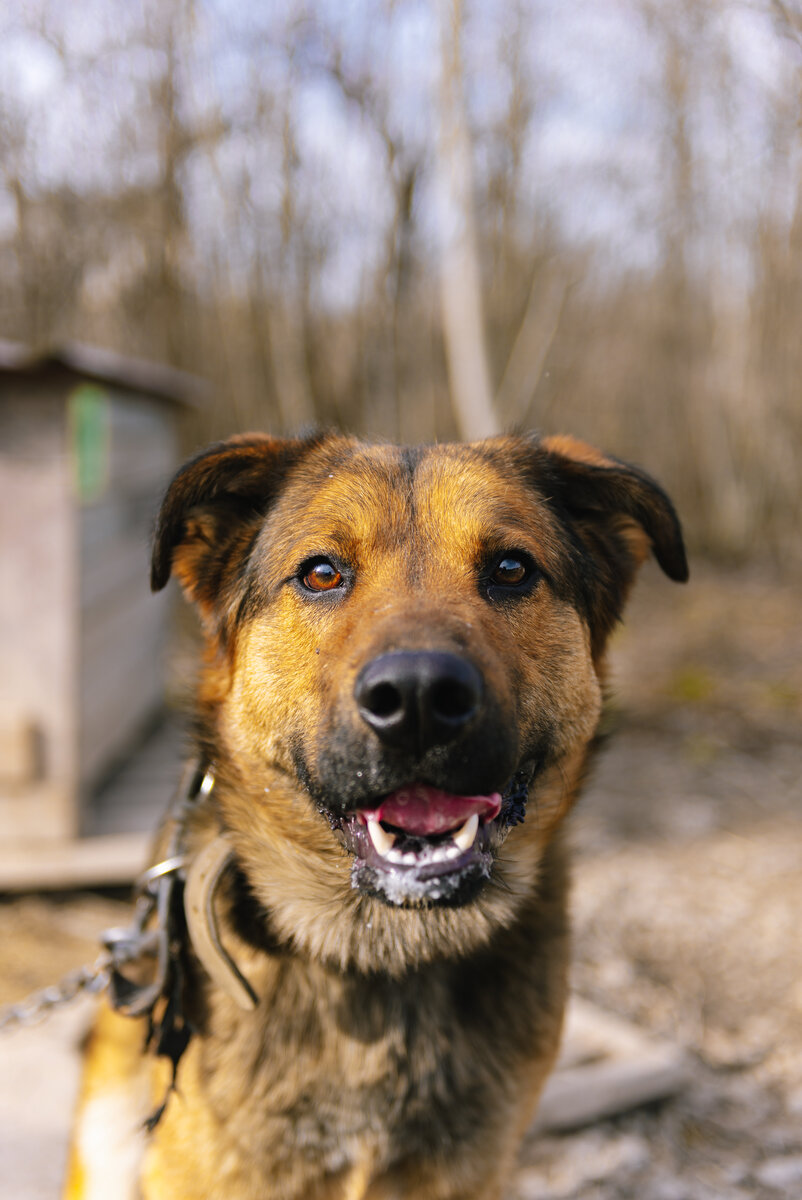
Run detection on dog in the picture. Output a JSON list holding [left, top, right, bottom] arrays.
[[65, 431, 687, 1200]]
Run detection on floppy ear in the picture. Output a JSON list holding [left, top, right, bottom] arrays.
[[151, 432, 318, 629], [537, 434, 688, 653]]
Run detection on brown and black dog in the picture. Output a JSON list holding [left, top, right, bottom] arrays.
[[66, 431, 687, 1200]]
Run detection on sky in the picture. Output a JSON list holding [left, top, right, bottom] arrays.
[[0, 0, 797, 302]]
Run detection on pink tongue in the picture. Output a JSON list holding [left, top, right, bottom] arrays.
[[362, 785, 502, 836]]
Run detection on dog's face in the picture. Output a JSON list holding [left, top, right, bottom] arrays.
[[153, 433, 686, 971]]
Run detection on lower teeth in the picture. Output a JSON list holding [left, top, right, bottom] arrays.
[[365, 812, 481, 864], [383, 841, 463, 866]]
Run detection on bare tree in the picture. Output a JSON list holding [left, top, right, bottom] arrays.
[[2, 0, 802, 561], [435, 0, 498, 439]]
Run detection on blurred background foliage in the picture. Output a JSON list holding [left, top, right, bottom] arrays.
[[1, 0, 801, 563]]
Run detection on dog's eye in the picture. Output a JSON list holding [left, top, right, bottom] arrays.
[[490, 555, 530, 587], [301, 559, 344, 593]]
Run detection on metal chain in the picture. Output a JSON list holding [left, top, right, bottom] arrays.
[[0, 860, 187, 1033], [0, 944, 131, 1032], [0, 764, 209, 1036]]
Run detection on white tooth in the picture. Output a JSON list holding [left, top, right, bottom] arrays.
[[367, 817, 396, 857], [433, 842, 461, 863], [452, 813, 479, 852]]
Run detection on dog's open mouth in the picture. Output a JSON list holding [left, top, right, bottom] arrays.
[[332, 780, 528, 907]]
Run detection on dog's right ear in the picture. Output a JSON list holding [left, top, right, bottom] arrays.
[[151, 433, 318, 627]]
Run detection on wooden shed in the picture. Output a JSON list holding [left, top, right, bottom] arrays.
[[0, 342, 205, 887]]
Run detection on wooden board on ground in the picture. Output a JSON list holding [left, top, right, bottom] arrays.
[[0, 832, 151, 892], [533, 996, 690, 1134]]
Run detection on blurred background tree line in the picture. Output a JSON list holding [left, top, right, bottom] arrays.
[[1, 0, 801, 563]]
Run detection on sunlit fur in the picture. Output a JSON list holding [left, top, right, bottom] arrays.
[[68, 432, 687, 1200]]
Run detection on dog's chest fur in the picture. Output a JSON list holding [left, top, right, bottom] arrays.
[[144, 843, 568, 1198]]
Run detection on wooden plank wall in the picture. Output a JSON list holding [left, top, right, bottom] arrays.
[[1, 380, 181, 845], [0, 386, 78, 840], [77, 391, 177, 807]]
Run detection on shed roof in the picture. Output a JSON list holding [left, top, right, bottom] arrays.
[[0, 340, 208, 407]]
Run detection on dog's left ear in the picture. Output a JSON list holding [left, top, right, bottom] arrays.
[[151, 432, 319, 630], [536, 434, 688, 652]]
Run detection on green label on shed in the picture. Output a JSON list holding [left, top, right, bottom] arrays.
[[68, 384, 110, 502]]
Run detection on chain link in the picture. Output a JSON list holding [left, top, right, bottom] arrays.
[[1, 952, 111, 1032], [0, 859, 186, 1033], [0, 765, 205, 1036], [0, 910, 167, 1032]]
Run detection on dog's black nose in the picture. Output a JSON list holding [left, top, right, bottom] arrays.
[[355, 651, 483, 754]]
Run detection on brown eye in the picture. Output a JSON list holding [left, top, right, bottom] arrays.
[[490, 556, 529, 587], [302, 560, 343, 592]]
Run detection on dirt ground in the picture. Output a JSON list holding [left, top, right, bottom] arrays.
[[1, 560, 801, 1199], [514, 560, 802, 1199]]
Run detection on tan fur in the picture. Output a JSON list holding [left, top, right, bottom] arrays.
[[67, 433, 687, 1199], [64, 1005, 155, 1200]]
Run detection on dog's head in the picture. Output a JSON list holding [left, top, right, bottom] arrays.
[[153, 432, 686, 972]]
